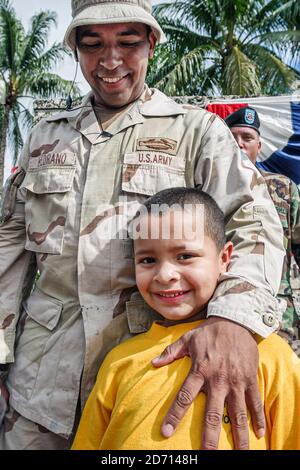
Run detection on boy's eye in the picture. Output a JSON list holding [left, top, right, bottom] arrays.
[[177, 253, 194, 261], [140, 257, 155, 265]]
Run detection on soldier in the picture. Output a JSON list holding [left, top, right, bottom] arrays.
[[226, 106, 300, 355], [0, 0, 285, 450]]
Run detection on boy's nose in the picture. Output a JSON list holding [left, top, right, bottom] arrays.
[[153, 263, 180, 284]]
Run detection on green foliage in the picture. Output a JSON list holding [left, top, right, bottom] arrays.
[[0, 0, 80, 166], [148, 0, 300, 96]]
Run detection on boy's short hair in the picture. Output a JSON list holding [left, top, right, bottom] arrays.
[[139, 187, 226, 251]]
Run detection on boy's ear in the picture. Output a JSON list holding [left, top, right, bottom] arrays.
[[220, 241, 233, 273]]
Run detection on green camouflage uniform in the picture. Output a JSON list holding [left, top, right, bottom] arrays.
[[260, 170, 300, 355], [0, 88, 285, 448]]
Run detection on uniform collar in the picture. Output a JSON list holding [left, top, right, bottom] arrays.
[[44, 87, 186, 145], [139, 88, 186, 117], [126, 297, 163, 334]]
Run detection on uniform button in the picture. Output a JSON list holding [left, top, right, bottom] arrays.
[[263, 313, 276, 327]]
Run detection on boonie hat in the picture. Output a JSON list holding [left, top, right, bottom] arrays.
[[64, 0, 167, 50], [225, 107, 261, 135]]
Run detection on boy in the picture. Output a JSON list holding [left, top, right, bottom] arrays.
[[72, 188, 300, 450]]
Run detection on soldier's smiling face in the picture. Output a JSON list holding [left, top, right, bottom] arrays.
[[76, 22, 156, 108]]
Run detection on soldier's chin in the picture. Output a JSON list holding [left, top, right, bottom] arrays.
[[94, 88, 133, 108]]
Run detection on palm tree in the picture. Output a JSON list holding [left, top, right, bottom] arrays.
[[148, 0, 300, 97], [0, 0, 79, 193]]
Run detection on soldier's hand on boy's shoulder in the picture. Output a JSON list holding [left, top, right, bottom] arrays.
[[152, 316, 265, 450]]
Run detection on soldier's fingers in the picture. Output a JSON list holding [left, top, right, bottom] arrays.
[[152, 336, 188, 367], [245, 382, 265, 439], [201, 389, 226, 450], [227, 389, 249, 450], [161, 369, 204, 438]]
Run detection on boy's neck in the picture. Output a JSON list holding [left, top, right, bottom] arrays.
[[156, 306, 207, 328]]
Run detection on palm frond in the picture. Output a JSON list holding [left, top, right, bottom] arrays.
[[154, 0, 220, 37], [8, 105, 23, 164], [253, 0, 297, 27], [0, 1, 11, 9], [223, 46, 261, 95], [152, 46, 210, 96], [245, 43, 300, 94], [17, 101, 33, 131], [253, 28, 300, 46], [25, 43, 68, 75], [0, 2, 80, 183], [19, 11, 58, 70], [0, 4, 24, 73], [193, 63, 221, 96], [28, 73, 80, 99], [151, 0, 299, 96], [159, 18, 220, 54]]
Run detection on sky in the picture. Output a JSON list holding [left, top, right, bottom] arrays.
[[3, 0, 166, 178]]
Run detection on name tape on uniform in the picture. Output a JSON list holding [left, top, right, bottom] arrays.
[[29, 153, 76, 170], [124, 152, 185, 171]]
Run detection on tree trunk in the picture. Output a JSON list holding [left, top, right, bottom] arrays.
[[0, 104, 9, 199]]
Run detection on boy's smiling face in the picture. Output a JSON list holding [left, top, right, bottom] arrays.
[[134, 209, 232, 321]]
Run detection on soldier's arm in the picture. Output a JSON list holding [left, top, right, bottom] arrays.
[[290, 180, 300, 269], [154, 112, 284, 450], [0, 138, 37, 365], [194, 114, 285, 337]]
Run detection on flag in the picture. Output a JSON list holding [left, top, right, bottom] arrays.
[[206, 95, 300, 185]]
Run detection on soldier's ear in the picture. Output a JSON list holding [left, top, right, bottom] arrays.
[[148, 32, 156, 59]]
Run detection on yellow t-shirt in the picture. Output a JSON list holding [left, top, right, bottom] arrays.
[[72, 320, 300, 450]]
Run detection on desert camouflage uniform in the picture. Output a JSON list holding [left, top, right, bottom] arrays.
[[0, 88, 285, 447], [260, 170, 300, 355]]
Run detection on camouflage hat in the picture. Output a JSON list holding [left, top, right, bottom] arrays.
[[64, 0, 167, 50], [225, 107, 261, 135]]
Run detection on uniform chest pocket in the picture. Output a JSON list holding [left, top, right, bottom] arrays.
[[22, 167, 75, 254], [122, 163, 186, 196]]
